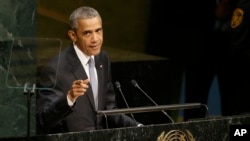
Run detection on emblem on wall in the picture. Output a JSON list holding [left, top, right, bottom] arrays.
[[156, 130, 195, 141]]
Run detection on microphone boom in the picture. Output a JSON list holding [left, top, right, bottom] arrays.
[[115, 81, 137, 121], [131, 79, 175, 123]]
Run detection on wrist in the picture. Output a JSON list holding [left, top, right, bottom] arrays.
[[67, 91, 76, 102]]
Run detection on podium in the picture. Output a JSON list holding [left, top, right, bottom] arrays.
[[0, 114, 250, 141]]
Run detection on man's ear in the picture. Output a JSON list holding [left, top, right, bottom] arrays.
[[68, 30, 76, 42]]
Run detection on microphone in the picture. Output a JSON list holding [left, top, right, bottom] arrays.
[[131, 79, 175, 123], [115, 81, 137, 122]]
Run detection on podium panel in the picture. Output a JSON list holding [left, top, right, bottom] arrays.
[[1, 114, 250, 141]]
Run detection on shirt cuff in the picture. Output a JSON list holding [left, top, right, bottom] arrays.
[[137, 123, 144, 127], [67, 95, 75, 106]]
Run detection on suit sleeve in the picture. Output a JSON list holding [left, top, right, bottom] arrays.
[[36, 60, 73, 134]]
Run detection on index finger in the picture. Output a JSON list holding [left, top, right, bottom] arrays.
[[74, 80, 84, 85], [82, 79, 90, 84]]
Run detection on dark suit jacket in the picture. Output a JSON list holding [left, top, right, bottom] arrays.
[[36, 44, 138, 134]]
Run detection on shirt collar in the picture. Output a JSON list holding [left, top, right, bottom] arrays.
[[73, 43, 94, 65]]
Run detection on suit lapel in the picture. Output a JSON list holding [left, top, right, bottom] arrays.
[[67, 46, 96, 111]]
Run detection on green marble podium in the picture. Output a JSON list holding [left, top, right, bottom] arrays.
[[0, 114, 249, 141]]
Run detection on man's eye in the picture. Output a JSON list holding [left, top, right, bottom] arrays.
[[97, 29, 102, 33], [83, 32, 90, 35]]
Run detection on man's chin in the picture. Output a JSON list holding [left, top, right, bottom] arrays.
[[92, 50, 101, 56]]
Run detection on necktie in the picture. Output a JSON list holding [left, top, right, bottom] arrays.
[[89, 57, 98, 109]]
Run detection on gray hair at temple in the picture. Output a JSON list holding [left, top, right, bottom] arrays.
[[69, 6, 102, 30]]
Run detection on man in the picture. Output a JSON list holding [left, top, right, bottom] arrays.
[[36, 6, 141, 134]]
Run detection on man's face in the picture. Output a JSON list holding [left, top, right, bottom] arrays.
[[68, 17, 103, 56]]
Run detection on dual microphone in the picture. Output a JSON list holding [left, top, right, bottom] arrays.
[[115, 79, 175, 123], [115, 81, 137, 122]]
